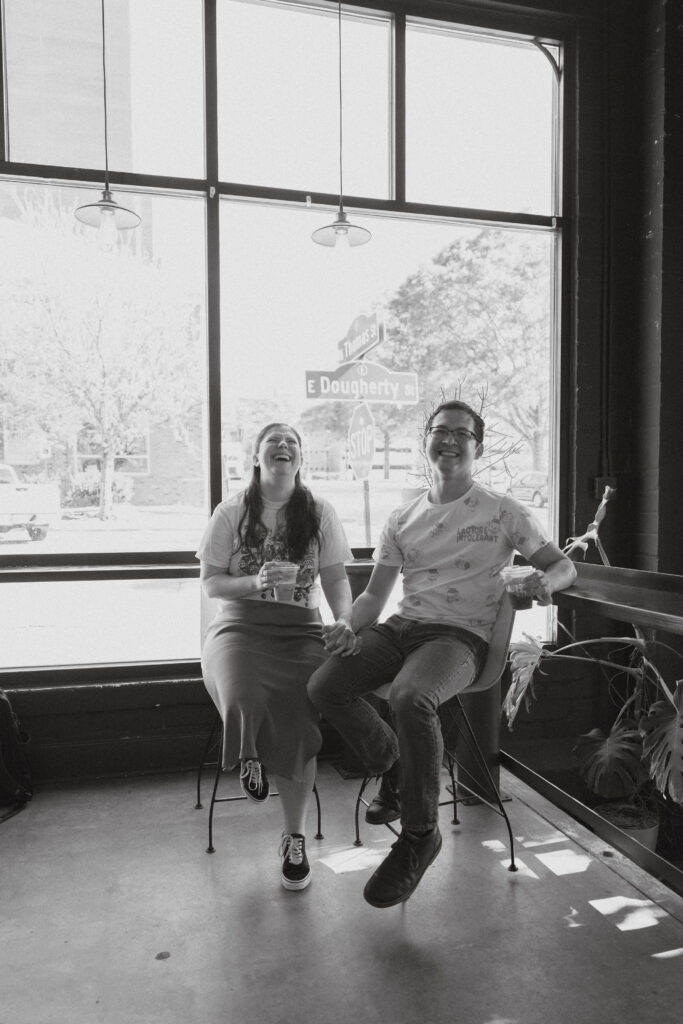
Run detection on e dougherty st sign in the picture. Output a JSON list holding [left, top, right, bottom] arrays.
[[305, 360, 418, 404]]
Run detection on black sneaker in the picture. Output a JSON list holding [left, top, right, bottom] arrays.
[[239, 759, 269, 803], [279, 833, 311, 891], [365, 764, 401, 825], [363, 827, 442, 908]]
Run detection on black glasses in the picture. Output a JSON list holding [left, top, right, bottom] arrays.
[[427, 426, 480, 443]]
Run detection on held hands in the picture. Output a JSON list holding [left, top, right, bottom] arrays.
[[322, 619, 360, 657]]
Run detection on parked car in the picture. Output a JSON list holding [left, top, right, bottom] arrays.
[[0, 463, 60, 540], [506, 471, 548, 507]]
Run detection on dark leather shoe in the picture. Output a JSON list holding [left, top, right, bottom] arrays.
[[363, 827, 442, 908], [365, 790, 401, 825], [365, 764, 401, 824]]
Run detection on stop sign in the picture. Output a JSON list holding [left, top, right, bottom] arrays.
[[347, 403, 376, 481]]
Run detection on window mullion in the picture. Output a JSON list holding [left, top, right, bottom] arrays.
[[204, 0, 223, 514], [394, 11, 406, 204]]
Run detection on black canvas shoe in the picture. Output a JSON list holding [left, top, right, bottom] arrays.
[[279, 833, 311, 891], [363, 827, 442, 908], [239, 759, 269, 803], [365, 765, 401, 825]]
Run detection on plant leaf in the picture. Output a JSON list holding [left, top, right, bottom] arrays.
[[503, 636, 544, 730], [573, 721, 647, 799], [640, 680, 683, 804]]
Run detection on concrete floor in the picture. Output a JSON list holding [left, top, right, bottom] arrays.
[[2, 761, 683, 1024]]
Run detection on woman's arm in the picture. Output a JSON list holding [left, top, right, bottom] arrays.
[[201, 560, 267, 599], [320, 563, 353, 622], [319, 563, 354, 654]]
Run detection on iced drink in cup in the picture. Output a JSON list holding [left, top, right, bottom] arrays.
[[273, 562, 299, 602], [499, 565, 539, 610]]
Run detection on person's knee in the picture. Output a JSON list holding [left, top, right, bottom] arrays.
[[390, 679, 434, 721], [307, 658, 346, 710]]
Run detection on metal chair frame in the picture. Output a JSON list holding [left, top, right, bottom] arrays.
[[352, 594, 518, 872], [195, 711, 323, 854]]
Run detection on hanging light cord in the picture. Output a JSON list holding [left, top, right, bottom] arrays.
[[100, 0, 110, 189], [311, 2, 369, 245], [74, 0, 140, 231], [337, 1, 344, 212]]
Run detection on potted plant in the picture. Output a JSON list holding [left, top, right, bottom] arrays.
[[503, 487, 683, 850], [573, 717, 658, 847]]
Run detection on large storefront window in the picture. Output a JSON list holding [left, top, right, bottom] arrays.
[[220, 201, 554, 545], [217, 0, 391, 196], [4, 0, 205, 177], [406, 21, 558, 213], [0, 0, 563, 671], [0, 181, 208, 556], [220, 199, 557, 633]]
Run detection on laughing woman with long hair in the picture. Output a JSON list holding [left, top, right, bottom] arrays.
[[197, 423, 356, 891]]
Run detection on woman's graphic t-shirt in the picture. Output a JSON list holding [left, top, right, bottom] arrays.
[[374, 483, 550, 641], [196, 492, 352, 609]]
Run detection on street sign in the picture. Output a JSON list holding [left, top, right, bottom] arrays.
[[305, 360, 418, 404], [337, 312, 384, 364], [347, 403, 375, 481]]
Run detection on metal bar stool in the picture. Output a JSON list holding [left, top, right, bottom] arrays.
[[353, 593, 518, 872], [195, 711, 324, 854]]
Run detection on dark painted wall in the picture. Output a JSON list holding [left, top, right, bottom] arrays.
[[607, 0, 683, 573]]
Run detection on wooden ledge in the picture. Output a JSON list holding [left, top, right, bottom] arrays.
[[554, 562, 683, 635]]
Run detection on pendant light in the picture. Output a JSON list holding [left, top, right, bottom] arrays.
[[312, 2, 371, 248], [75, 0, 140, 242]]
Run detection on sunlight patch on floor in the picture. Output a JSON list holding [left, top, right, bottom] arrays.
[[482, 839, 506, 852], [535, 849, 593, 875], [317, 843, 389, 874], [563, 906, 584, 928], [651, 947, 683, 959], [589, 896, 670, 931]]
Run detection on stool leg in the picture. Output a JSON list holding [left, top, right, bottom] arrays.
[[445, 751, 460, 825], [206, 733, 223, 854], [312, 782, 324, 840], [354, 776, 371, 846], [195, 712, 220, 810], [455, 700, 517, 872]]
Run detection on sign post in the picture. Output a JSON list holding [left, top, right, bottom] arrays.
[[347, 403, 375, 546]]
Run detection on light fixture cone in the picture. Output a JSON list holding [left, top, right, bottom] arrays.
[[312, 208, 371, 247], [75, 188, 141, 230]]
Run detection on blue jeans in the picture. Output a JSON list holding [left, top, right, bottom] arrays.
[[307, 615, 487, 832]]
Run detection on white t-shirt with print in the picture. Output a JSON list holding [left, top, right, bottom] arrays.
[[196, 492, 352, 610], [374, 483, 550, 641]]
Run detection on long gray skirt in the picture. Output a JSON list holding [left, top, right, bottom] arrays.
[[201, 600, 327, 782]]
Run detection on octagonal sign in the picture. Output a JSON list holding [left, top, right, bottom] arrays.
[[348, 403, 376, 481]]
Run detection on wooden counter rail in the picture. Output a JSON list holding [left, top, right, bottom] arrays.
[[553, 562, 683, 637]]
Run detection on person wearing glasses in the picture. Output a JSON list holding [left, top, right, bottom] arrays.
[[197, 422, 354, 892], [308, 399, 576, 909]]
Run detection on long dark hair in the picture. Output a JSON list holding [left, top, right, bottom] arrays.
[[237, 423, 321, 562]]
